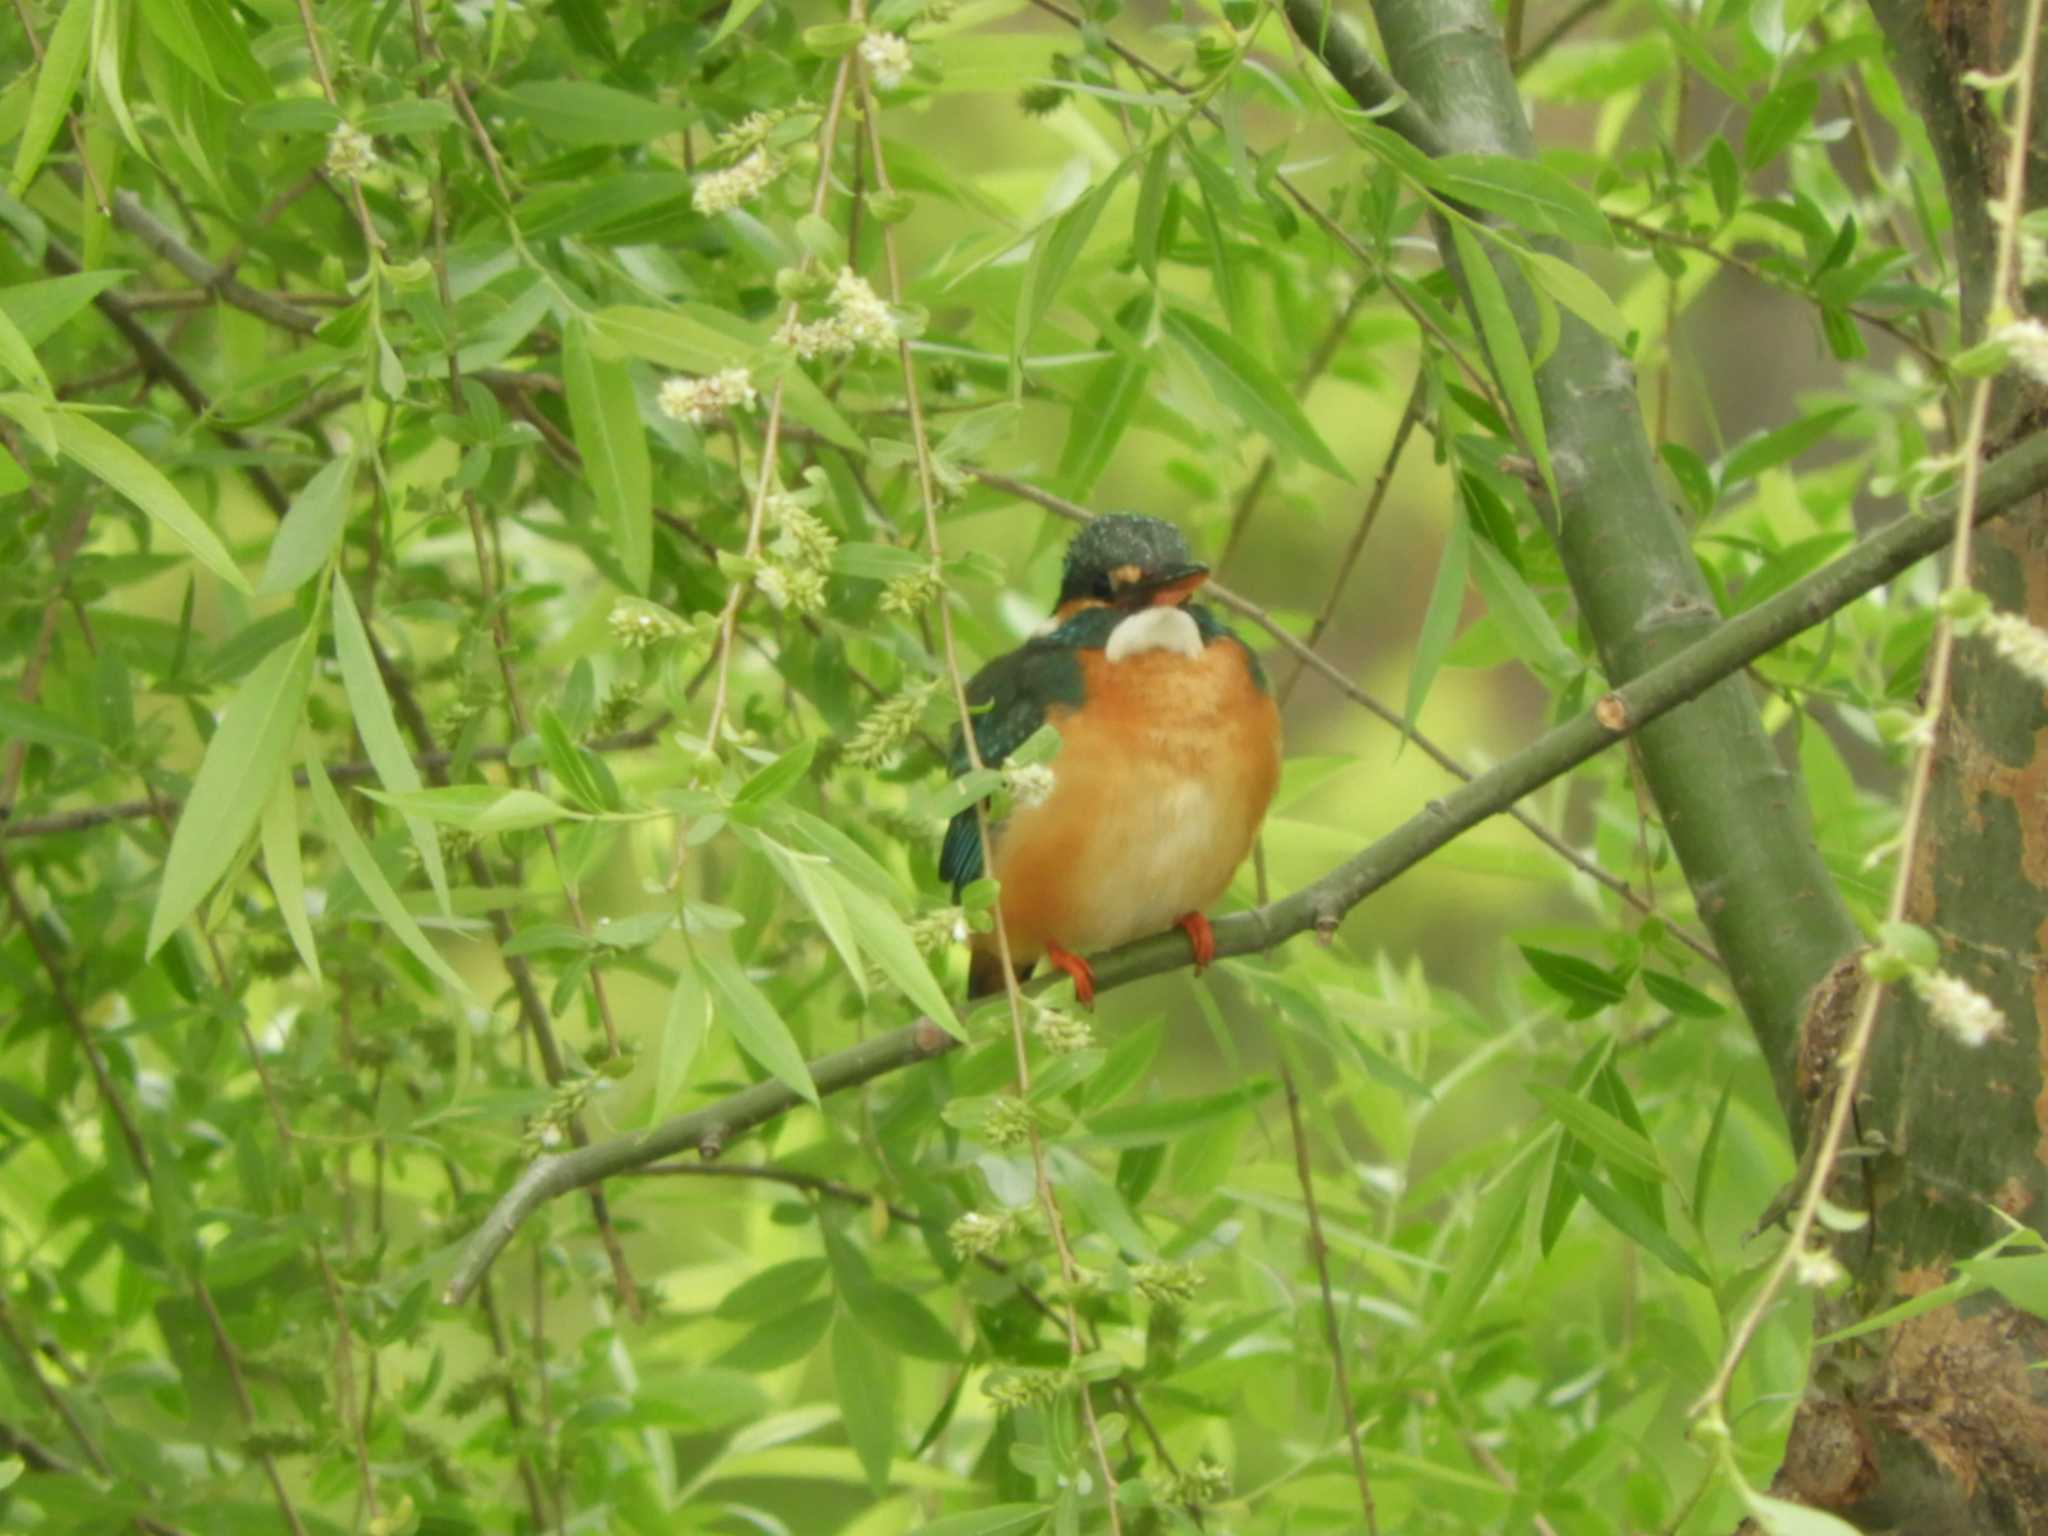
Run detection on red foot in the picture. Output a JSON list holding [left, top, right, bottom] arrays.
[[1045, 942, 1097, 1009], [1177, 911, 1216, 972]]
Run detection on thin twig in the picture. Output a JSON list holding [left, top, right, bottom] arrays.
[[1281, 1064, 1379, 1532]]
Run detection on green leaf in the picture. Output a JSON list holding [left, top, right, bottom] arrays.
[[1956, 1253, 2048, 1318], [51, 409, 251, 592], [832, 542, 932, 581], [1016, 164, 1130, 364], [694, 942, 819, 1105], [1134, 141, 1174, 282], [259, 454, 355, 594], [716, 1259, 829, 1321], [1520, 249, 1631, 347], [492, 81, 691, 146], [1744, 80, 1819, 170], [653, 962, 708, 1116], [1449, 221, 1555, 505], [1718, 404, 1858, 489], [1403, 508, 1469, 733], [714, 1297, 835, 1371], [331, 576, 450, 915], [1161, 308, 1351, 480], [147, 624, 315, 954], [10, 0, 91, 197], [761, 839, 865, 997], [1431, 153, 1611, 246], [709, 0, 772, 45], [825, 868, 961, 1036], [825, 1230, 963, 1362], [913, 1506, 1049, 1536], [832, 1315, 898, 1495], [0, 304, 50, 397], [361, 785, 577, 834], [1705, 135, 1741, 222], [305, 756, 472, 997], [735, 738, 817, 806], [564, 320, 653, 592], [1643, 969, 1724, 1017], [259, 780, 319, 982], [1564, 1167, 1708, 1284], [1083, 1079, 1277, 1148], [1743, 1488, 1863, 1536], [1467, 532, 1571, 672], [1424, 1144, 1543, 1351], [1520, 944, 1627, 1016], [1529, 1083, 1665, 1183], [0, 697, 99, 755]]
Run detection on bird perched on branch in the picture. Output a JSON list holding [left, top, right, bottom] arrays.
[[941, 514, 1282, 1006]]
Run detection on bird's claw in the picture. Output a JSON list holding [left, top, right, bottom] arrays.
[[1045, 942, 1096, 1009], [1176, 911, 1216, 973]]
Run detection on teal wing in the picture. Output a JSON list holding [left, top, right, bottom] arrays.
[[939, 636, 1088, 895]]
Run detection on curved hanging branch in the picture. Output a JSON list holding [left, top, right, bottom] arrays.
[[441, 425, 2048, 1307]]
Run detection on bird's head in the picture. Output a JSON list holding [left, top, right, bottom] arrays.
[[1054, 514, 1209, 614]]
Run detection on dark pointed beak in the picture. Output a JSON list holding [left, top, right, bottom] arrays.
[[1133, 562, 1210, 606]]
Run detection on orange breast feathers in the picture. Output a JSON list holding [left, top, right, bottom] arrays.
[[978, 633, 1281, 967]]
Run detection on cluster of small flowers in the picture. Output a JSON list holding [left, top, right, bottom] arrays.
[[910, 906, 970, 956], [947, 1208, 1018, 1260], [860, 30, 914, 90], [755, 561, 826, 615], [1793, 1244, 1847, 1290], [1157, 1456, 1231, 1509], [1131, 1259, 1203, 1308], [520, 1074, 599, 1155], [1004, 762, 1056, 810], [881, 563, 943, 616], [609, 597, 688, 649], [658, 366, 758, 429], [767, 493, 839, 571], [1030, 1004, 1091, 1053], [982, 1366, 1067, 1412], [777, 268, 901, 359], [693, 146, 783, 215], [1983, 609, 2048, 691], [1998, 317, 2048, 387], [595, 680, 642, 735], [713, 110, 780, 157], [1911, 968, 2007, 1047], [981, 1095, 1036, 1149], [846, 679, 940, 767], [326, 123, 376, 181]]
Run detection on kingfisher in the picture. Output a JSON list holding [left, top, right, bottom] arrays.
[[940, 514, 1283, 1006]]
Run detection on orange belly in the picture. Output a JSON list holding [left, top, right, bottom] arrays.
[[978, 641, 1280, 967]]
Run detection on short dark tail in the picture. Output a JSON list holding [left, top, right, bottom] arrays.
[[968, 948, 1029, 999]]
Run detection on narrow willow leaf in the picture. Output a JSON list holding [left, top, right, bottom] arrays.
[[1161, 308, 1350, 480], [9, 0, 91, 197], [1718, 404, 1858, 489], [1528, 1083, 1666, 1183], [52, 410, 251, 592], [361, 785, 576, 834], [832, 1315, 897, 1496], [734, 738, 817, 807], [0, 306, 51, 397], [1016, 163, 1131, 366], [260, 454, 355, 595], [1467, 534, 1571, 673], [564, 321, 652, 592], [1133, 140, 1173, 282], [1423, 1144, 1543, 1351], [694, 941, 819, 1104], [652, 961, 709, 1119], [1520, 249, 1631, 347], [1449, 221, 1554, 505], [1744, 80, 1819, 170], [258, 780, 319, 982], [330, 576, 450, 915], [914, 1506, 1051, 1536], [0, 273, 127, 346], [492, 81, 691, 146], [1743, 1488, 1863, 1536], [1431, 153, 1611, 246], [825, 867, 960, 1035], [147, 624, 315, 954], [304, 756, 471, 997], [1402, 508, 1469, 736], [762, 839, 865, 996], [709, 0, 771, 44]]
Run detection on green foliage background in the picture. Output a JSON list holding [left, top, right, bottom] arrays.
[[0, 0, 1976, 1531]]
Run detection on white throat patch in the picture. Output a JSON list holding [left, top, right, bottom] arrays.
[[1106, 605, 1203, 663]]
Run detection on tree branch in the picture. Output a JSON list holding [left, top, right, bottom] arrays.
[[441, 420, 2048, 1306]]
